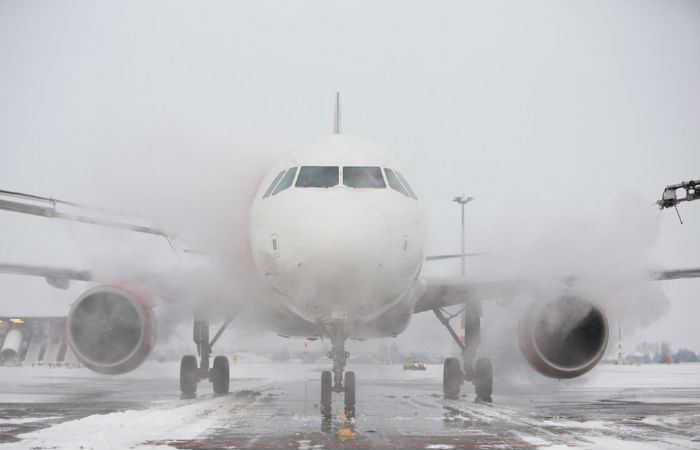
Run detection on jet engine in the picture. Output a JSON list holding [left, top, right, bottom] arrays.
[[518, 291, 608, 379], [67, 285, 156, 375]]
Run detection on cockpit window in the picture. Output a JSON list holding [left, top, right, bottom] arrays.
[[262, 170, 286, 198], [384, 168, 409, 197], [295, 166, 339, 188], [396, 171, 418, 200], [272, 167, 298, 195], [343, 166, 386, 188]]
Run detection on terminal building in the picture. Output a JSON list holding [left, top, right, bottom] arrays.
[[0, 317, 80, 367]]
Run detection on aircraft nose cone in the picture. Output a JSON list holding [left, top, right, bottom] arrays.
[[291, 200, 393, 315], [300, 201, 390, 262]]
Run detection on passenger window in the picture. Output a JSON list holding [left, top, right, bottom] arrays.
[[343, 167, 386, 188], [296, 166, 339, 188], [396, 172, 418, 199], [263, 170, 286, 198], [272, 167, 298, 195], [384, 168, 409, 197]]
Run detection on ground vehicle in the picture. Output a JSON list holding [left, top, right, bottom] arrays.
[[403, 359, 427, 370]]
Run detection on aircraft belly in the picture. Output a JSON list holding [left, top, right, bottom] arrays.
[[257, 290, 323, 338], [260, 277, 423, 340], [352, 287, 417, 338]]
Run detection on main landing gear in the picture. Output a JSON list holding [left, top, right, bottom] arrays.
[[433, 301, 493, 402], [180, 313, 234, 398], [320, 323, 356, 417]]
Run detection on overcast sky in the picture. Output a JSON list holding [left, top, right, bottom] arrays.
[[0, 1, 698, 358]]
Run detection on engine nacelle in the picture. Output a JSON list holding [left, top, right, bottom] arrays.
[[518, 291, 608, 379], [67, 285, 156, 375]]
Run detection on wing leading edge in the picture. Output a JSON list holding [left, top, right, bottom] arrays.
[[0, 263, 93, 289], [414, 267, 700, 313]]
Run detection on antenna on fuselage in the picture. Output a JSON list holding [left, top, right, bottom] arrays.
[[333, 92, 341, 135]]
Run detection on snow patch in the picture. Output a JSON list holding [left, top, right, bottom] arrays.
[[540, 419, 610, 430], [0, 416, 60, 425], [641, 415, 680, 426], [15, 396, 230, 450]]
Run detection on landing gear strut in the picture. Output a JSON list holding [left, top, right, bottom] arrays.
[[433, 301, 493, 402], [179, 312, 234, 398], [321, 323, 355, 415]]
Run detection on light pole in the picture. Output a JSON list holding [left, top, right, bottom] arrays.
[[452, 194, 476, 378], [452, 194, 474, 276]]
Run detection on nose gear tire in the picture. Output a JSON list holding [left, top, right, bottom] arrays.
[[321, 370, 332, 413], [344, 371, 356, 408]]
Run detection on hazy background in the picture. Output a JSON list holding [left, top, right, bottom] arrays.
[[0, 0, 698, 363]]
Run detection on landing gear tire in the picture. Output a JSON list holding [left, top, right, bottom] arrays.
[[443, 357, 462, 400], [344, 371, 356, 411], [180, 355, 198, 397], [321, 370, 332, 414], [212, 355, 230, 395], [474, 357, 493, 402]]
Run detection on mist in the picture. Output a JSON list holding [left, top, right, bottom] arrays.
[[0, 0, 698, 368]]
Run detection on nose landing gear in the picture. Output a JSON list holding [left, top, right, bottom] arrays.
[[321, 324, 356, 416]]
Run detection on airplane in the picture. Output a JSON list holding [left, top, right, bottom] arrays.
[[1, 94, 698, 415]]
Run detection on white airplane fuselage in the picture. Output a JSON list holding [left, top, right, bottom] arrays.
[[249, 135, 427, 339]]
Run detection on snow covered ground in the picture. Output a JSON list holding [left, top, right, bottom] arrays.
[[0, 361, 698, 449]]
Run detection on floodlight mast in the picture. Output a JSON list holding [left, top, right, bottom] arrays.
[[452, 195, 474, 276], [333, 92, 341, 135]]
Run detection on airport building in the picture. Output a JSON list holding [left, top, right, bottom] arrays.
[[0, 317, 80, 367]]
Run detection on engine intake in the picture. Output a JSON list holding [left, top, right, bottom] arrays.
[[518, 292, 608, 379], [67, 285, 155, 375]]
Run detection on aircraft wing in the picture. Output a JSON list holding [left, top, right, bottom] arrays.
[[0, 188, 206, 291], [653, 268, 700, 280], [0, 188, 173, 241], [0, 187, 255, 312], [414, 267, 700, 313], [413, 277, 525, 313], [424, 253, 487, 261], [0, 262, 93, 289]]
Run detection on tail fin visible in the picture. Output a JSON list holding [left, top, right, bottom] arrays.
[[333, 92, 341, 135]]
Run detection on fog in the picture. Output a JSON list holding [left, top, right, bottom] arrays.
[[0, 0, 698, 374]]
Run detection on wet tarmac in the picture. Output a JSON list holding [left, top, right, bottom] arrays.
[[0, 361, 698, 449]]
